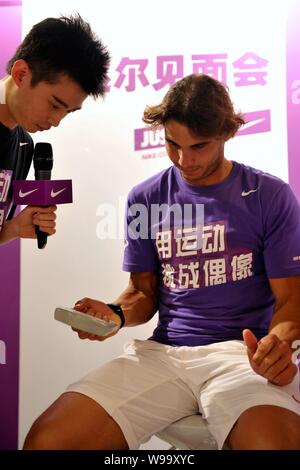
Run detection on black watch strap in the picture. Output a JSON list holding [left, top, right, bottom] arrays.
[[106, 304, 125, 328]]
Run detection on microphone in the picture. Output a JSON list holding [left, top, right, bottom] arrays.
[[12, 142, 73, 249], [33, 143, 53, 249]]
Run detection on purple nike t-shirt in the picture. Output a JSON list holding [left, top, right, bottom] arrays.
[[123, 161, 300, 346]]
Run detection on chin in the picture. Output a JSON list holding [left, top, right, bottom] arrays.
[[182, 172, 203, 182], [20, 122, 36, 133]]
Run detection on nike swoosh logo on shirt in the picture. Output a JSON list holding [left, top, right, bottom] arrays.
[[19, 188, 39, 198], [51, 188, 67, 198], [241, 188, 259, 196], [19, 142, 29, 147]]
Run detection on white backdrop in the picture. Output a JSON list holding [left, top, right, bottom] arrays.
[[19, 0, 289, 448]]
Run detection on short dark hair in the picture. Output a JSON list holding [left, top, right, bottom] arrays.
[[7, 14, 110, 98], [143, 74, 245, 139]]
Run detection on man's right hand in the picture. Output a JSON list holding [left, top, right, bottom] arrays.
[[72, 297, 122, 341]]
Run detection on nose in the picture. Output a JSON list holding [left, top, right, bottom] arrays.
[[177, 148, 195, 168]]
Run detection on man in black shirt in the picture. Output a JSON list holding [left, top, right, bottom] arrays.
[[0, 14, 110, 245]]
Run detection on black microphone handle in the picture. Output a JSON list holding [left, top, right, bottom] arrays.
[[33, 142, 53, 249], [35, 171, 51, 250], [35, 226, 48, 249]]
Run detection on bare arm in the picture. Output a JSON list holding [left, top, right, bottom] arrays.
[[268, 275, 300, 344], [73, 271, 159, 341], [243, 275, 300, 385], [113, 271, 159, 327]]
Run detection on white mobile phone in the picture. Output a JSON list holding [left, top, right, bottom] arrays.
[[54, 307, 119, 336]]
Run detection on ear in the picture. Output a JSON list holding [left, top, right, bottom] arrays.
[[11, 59, 31, 88]]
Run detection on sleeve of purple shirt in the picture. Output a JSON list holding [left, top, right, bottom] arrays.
[[263, 183, 300, 277], [122, 188, 160, 273]]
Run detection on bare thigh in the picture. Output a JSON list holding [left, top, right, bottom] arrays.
[[23, 391, 129, 450]]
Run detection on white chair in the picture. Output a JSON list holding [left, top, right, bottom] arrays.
[[156, 414, 219, 450]]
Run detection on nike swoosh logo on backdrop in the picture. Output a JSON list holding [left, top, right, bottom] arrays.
[[51, 188, 67, 198], [19, 188, 39, 198], [241, 188, 259, 196]]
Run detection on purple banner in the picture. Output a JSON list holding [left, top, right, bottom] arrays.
[[134, 110, 271, 152], [286, 1, 300, 203], [0, 0, 22, 450]]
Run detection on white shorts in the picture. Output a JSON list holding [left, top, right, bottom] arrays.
[[66, 339, 300, 449]]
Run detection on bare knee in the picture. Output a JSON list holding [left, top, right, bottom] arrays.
[[23, 392, 129, 450], [227, 405, 300, 450], [23, 419, 62, 450]]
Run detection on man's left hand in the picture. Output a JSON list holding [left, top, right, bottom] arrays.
[[243, 329, 297, 386]]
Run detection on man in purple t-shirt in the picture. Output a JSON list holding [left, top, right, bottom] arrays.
[[24, 75, 300, 450]]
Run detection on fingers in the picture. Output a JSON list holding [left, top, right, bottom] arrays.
[[29, 205, 57, 212], [25, 205, 57, 215], [253, 340, 290, 374], [265, 354, 294, 383], [33, 223, 56, 236], [245, 333, 297, 386], [270, 362, 298, 386], [71, 298, 120, 342], [73, 298, 90, 313], [71, 304, 104, 340], [32, 210, 57, 223], [33, 222, 56, 235], [71, 327, 106, 342], [243, 329, 258, 357], [73, 298, 109, 319], [251, 334, 279, 366], [32, 206, 57, 235]]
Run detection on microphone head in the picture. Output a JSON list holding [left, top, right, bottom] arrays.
[[33, 142, 53, 172]]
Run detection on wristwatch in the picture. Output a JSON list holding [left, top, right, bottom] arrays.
[[106, 303, 125, 328]]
